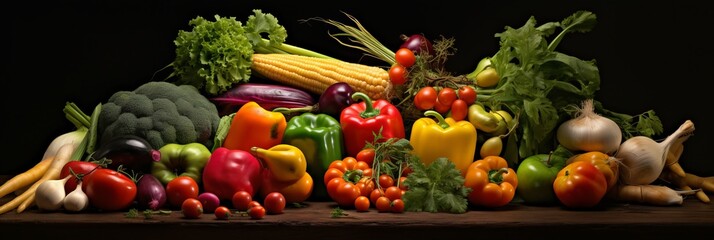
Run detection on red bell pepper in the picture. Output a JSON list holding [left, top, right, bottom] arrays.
[[340, 92, 405, 157], [202, 147, 263, 201]]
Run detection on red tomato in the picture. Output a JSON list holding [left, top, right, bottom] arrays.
[[355, 148, 376, 167], [181, 198, 203, 219], [437, 87, 458, 107], [375, 196, 392, 213], [384, 186, 403, 201], [457, 85, 477, 105], [389, 64, 407, 85], [391, 199, 405, 213], [355, 178, 375, 198], [214, 206, 231, 220], [378, 174, 394, 189], [165, 176, 200, 208], [248, 206, 266, 219], [369, 188, 384, 206], [433, 98, 451, 115], [354, 196, 370, 212], [82, 168, 137, 212], [414, 86, 438, 110], [553, 161, 608, 208], [247, 201, 262, 209], [263, 192, 286, 215], [450, 99, 468, 121], [395, 48, 416, 68], [398, 176, 408, 191], [60, 161, 100, 193], [327, 178, 361, 208], [232, 190, 253, 211]]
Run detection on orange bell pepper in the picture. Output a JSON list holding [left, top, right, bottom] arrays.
[[223, 101, 286, 152], [464, 156, 518, 208]]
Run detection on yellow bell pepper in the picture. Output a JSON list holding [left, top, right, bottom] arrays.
[[410, 110, 477, 175]]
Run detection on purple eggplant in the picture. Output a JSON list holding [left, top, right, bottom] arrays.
[[89, 135, 161, 174], [210, 83, 316, 116], [317, 82, 355, 119]]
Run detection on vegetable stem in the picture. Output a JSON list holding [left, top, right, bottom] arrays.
[[258, 39, 334, 59]]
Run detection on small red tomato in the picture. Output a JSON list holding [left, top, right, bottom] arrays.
[[414, 86, 438, 110], [354, 196, 370, 212], [355, 148, 376, 167], [437, 87, 458, 107], [384, 186, 403, 201], [369, 188, 384, 206], [395, 48, 416, 68], [398, 176, 408, 191], [60, 161, 100, 193], [391, 199, 405, 213], [375, 196, 392, 213], [449, 99, 468, 121], [181, 198, 203, 219], [232, 190, 253, 211], [378, 174, 394, 189], [165, 176, 200, 208], [263, 192, 286, 215], [433, 98, 451, 115], [389, 64, 407, 85], [248, 201, 262, 209], [214, 206, 231, 220], [458, 85, 477, 105], [248, 206, 266, 220]]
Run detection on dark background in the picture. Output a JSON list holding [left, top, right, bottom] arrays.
[[6, 0, 714, 176]]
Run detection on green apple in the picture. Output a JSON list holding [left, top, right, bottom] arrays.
[[516, 153, 566, 205]]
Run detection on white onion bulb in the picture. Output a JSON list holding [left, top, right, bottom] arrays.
[[557, 99, 622, 154]]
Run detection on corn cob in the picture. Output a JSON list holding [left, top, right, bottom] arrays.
[[251, 53, 393, 100]]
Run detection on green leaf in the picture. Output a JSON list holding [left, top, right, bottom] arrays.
[[402, 158, 469, 214], [244, 9, 287, 48]]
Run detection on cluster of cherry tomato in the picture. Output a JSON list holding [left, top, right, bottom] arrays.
[[353, 148, 408, 213], [413, 85, 477, 121], [388, 48, 416, 85]]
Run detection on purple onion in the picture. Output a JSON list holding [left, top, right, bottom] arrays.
[[136, 174, 167, 210], [400, 34, 434, 56]]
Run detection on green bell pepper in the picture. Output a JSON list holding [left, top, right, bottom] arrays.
[[152, 142, 212, 186], [282, 112, 344, 200]]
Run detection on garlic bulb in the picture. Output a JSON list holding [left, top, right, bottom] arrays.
[[616, 120, 695, 185], [557, 99, 622, 154]]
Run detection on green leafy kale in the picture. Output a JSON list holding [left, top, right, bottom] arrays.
[[480, 10, 663, 160], [402, 158, 471, 214]]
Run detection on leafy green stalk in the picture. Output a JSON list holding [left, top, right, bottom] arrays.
[[402, 158, 471, 214], [477, 10, 662, 161]]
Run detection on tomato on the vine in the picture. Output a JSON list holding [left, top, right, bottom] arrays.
[[395, 48, 416, 68], [165, 176, 200, 208], [389, 64, 407, 85], [457, 85, 477, 105], [414, 86, 438, 110], [355, 148, 376, 166], [384, 186, 403, 200], [82, 168, 137, 212], [378, 174, 394, 189], [375, 196, 392, 212], [60, 161, 101, 193], [433, 98, 451, 115], [449, 99, 469, 121], [181, 198, 203, 219], [369, 188, 384, 205], [437, 87, 458, 107]]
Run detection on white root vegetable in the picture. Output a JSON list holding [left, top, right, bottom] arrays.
[[615, 120, 694, 185], [34, 175, 72, 211], [556, 99, 622, 155], [609, 184, 695, 206], [63, 181, 89, 212]]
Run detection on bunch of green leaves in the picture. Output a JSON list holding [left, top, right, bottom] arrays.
[[401, 158, 471, 214], [364, 128, 416, 180], [168, 9, 330, 96], [481, 10, 662, 160]]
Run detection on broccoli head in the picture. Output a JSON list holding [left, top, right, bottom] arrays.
[[98, 81, 220, 150]]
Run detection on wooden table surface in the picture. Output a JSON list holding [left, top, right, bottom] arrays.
[[2, 194, 713, 240]]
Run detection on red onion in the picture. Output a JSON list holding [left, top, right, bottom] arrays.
[[136, 174, 167, 210], [400, 34, 434, 56]]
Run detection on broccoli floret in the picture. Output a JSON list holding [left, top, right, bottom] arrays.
[[98, 81, 220, 150]]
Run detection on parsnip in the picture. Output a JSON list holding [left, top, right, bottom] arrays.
[[609, 184, 693, 206]]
